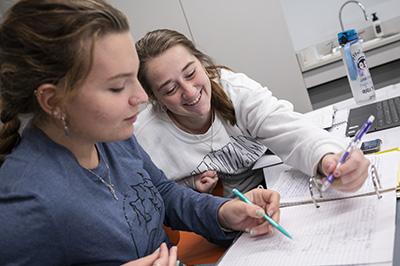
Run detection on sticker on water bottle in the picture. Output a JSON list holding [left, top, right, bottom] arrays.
[[357, 57, 368, 78]]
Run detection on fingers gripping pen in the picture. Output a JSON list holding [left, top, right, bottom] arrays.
[[320, 115, 375, 191], [232, 188, 292, 239]]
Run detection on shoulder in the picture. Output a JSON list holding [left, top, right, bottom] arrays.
[[0, 144, 71, 201], [218, 68, 272, 105], [1, 128, 81, 202], [0, 141, 67, 243], [135, 104, 167, 136], [217, 69, 278, 110], [219, 68, 264, 92], [135, 105, 172, 150], [1, 137, 56, 185]]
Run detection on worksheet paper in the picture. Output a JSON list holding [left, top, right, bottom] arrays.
[[328, 108, 349, 137], [218, 191, 396, 266], [267, 152, 399, 206], [303, 105, 335, 129]]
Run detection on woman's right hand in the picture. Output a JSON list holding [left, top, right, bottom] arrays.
[[319, 149, 370, 192], [194, 170, 219, 193], [217, 188, 280, 236], [122, 242, 177, 266]]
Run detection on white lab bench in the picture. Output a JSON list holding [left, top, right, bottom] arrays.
[[301, 33, 400, 89]]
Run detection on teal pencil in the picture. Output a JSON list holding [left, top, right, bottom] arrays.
[[232, 188, 293, 240]]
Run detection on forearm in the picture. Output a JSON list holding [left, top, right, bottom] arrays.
[[161, 181, 236, 245]]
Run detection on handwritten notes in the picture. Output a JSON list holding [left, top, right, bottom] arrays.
[[267, 153, 399, 206], [218, 152, 399, 265], [218, 192, 396, 265]]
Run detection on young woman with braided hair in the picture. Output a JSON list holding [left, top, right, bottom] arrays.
[[0, 1, 281, 265]]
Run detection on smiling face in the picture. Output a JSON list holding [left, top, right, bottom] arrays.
[[64, 32, 148, 143], [145, 45, 212, 128]]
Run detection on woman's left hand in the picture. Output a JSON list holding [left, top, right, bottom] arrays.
[[319, 149, 370, 192], [194, 170, 218, 193], [217, 188, 280, 237]]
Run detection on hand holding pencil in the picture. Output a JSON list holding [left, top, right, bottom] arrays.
[[319, 149, 370, 192], [319, 115, 373, 193], [217, 187, 284, 238]]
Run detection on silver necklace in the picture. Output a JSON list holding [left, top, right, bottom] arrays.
[[85, 147, 118, 200], [169, 109, 215, 152], [209, 111, 214, 152]]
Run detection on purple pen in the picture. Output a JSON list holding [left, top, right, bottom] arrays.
[[320, 115, 375, 191]]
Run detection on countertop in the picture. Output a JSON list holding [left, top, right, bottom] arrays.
[[300, 32, 400, 73], [301, 33, 400, 89]]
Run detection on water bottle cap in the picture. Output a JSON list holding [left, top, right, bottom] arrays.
[[338, 29, 359, 45]]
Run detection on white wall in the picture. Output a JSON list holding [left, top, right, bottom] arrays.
[[180, 0, 312, 112], [281, 0, 400, 51], [110, 0, 313, 112], [109, 0, 191, 41]]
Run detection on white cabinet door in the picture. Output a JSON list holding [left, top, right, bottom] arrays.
[[181, 0, 312, 112], [110, 0, 312, 112], [109, 0, 191, 40]]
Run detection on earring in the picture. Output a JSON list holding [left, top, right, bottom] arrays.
[[53, 110, 69, 136], [34, 90, 43, 96], [52, 110, 59, 117], [60, 113, 69, 136]]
